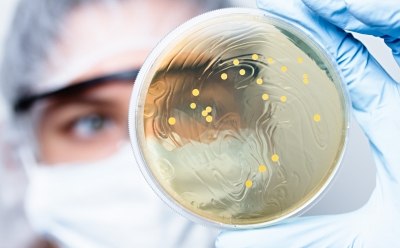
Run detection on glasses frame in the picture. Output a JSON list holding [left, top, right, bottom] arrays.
[[14, 69, 140, 113]]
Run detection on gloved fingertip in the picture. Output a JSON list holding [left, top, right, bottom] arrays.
[[300, 0, 328, 13], [342, 0, 368, 11], [214, 231, 234, 248], [300, 0, 319, 8], [215, 230, 259, 248], [255, 0, 265, 9], [341, 0, 366, 19], [255, 0, 277, 12]]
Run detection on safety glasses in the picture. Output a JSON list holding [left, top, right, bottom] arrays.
[[16, 68, 139, 164], [14, 68, 139, 113]]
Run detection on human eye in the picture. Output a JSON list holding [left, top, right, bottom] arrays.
[[69, 113, 113, 139]]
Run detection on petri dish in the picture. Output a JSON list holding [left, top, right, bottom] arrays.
[[129, 8, 349, 228]]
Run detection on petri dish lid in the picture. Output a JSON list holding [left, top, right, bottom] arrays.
[[129, 7, 349, 229]]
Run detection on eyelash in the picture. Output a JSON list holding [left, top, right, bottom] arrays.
[[65, 113, 113, 139]]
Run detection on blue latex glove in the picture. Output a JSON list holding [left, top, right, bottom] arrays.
[[216, 0, 400, 247]]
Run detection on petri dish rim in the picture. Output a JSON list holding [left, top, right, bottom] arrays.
[[128, 7, 351, 229]]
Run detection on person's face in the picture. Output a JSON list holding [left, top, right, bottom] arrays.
[[33, 0, 200, 164]]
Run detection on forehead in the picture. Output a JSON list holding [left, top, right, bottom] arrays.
[[41, 0, 200, 91]]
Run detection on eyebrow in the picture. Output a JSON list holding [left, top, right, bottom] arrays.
[[14, 68, 139, 113]]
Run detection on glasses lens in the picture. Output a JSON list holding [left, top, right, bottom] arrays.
[[32, 79, 133, 164], [132, 9, 348, 227]]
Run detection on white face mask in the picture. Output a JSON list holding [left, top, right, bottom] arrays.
[[24, 144, 218, 248]]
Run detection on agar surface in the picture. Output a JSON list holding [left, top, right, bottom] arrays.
[[140, 13, 347, 226]]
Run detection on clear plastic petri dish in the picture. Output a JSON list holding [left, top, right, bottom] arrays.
[[128, 7, 349, 229]]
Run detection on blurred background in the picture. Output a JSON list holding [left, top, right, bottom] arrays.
[[0, 0, 17, 118], [0, 0, 399, 247], [1, 2, 31, 248]]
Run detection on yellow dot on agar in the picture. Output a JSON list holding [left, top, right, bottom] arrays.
[[192, 89, 200, 96], [281, 66, 288, 72], [303, 73, 308, 78], [267, 57, 274, 64], [201, 110, 208, 117], [233, 59, 240, 66], [271, 154, 279, 162], [303, 78, 310, 84], [252, 54, 259, 60], [245, 180, 253, 188], [205, 106, 212, 113], [239, 69, 246, 76], [258, 165, 267, 173], [206, 115, 213, 123], [262, 93, 269, 101], [256, 78, 263, 85], [190, 103, 196, 109], [280, 96, 287, 103], [168, 117, 176, 125], [314, 114, 321, 122], [221, 73, 228, 80], [297, 57, 304, 63]]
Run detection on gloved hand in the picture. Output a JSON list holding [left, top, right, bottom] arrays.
[[216, 0, 400, 247]]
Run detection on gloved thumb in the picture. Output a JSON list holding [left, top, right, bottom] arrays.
[[216, 211, 366, 248]]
